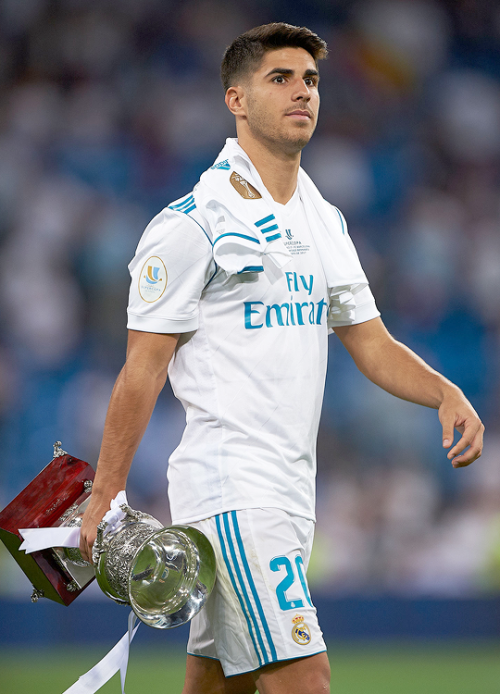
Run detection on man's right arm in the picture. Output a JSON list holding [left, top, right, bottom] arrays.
[[79, 329, 180, 563]]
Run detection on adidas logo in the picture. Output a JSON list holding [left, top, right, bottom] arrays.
[[210, 159, 231, 170]]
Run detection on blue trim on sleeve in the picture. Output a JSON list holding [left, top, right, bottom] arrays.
[[334, 207, 345, 234]]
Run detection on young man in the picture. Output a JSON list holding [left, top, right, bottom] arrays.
[[80, 23, 484, 694]]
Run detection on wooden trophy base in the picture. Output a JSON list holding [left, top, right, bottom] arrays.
[[0, 443, 95, 605]]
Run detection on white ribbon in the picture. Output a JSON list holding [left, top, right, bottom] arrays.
[[63, 611, 140, 694], [18, 491, 128, 554], [100, 490, 128, 537], [19, 526, 81, 553]]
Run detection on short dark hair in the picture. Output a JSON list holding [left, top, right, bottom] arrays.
[[221, 23, 328, 92]]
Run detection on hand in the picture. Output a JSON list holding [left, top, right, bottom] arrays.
[[439, 389, 484, 468], [79, 494, 114, 564]]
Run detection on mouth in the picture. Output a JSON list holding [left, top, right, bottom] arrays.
[[285, 110, 313, 121]]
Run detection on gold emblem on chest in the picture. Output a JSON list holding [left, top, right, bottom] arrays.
[[230, 171, 262, 199]]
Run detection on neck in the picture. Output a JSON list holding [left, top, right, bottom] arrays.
[[235, 130, 301, 205]]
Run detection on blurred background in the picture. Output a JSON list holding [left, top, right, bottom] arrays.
[[0, 0, 500, 652]]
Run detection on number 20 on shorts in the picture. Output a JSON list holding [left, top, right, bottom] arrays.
[[270, 555, 314, 611]]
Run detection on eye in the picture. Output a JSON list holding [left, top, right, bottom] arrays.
[[272, 75, 286, 84]]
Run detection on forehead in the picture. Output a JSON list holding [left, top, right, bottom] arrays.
[[255, 47, 317, 76]]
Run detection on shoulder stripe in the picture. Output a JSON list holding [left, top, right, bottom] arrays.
[[166, 206, 213, 247], [255, 214, 275, 228], [169, 195, 194, 211], [264, 233, 281, 243], [260, 224, 279, 234]]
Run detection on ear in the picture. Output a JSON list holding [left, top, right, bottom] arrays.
[[225, 85, 246, 117]]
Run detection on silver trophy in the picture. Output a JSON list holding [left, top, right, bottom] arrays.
[[60, 495, 217, 629]]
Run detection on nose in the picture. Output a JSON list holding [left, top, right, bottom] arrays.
[[293, 79, 311, 102]]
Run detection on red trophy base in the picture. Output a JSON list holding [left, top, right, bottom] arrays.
[[0, 443, 95, 605]]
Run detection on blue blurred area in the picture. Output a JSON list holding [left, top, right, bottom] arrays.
[[0, 0, 499, 602], [2, 596, 499, 645]]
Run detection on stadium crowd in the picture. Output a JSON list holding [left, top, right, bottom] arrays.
[[0, 0, 499, 598]]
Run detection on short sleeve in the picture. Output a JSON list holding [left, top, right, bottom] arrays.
[[328, 284, 380, 328], [322, 206, 381, 328], [127, 208, 215, 334]]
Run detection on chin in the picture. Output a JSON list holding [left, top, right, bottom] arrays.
[[284, 131, 314, 152]]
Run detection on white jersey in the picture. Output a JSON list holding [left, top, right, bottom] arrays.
[[127, 187, 379, 524]]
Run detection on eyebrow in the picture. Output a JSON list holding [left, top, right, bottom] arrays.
[[265, 67, 319, 80]]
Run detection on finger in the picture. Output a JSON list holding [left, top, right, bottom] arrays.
[[79, 534, 95, 565], [450, 429, 484, 467], [447, 421, 482, 459], [79, 541, 91, 564], [441, 415, 455, 449], [447, 433, 474, 460], [451, 445, 482, 467]]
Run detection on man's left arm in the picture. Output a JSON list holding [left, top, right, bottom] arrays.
[[333, 317, 484, 467]]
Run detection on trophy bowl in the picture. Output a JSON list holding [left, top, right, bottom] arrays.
[[93, 505, 217, 629], [127, 526, 217, 629]]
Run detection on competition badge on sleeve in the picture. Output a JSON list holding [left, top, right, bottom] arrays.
[[138, 255, 168, 302]]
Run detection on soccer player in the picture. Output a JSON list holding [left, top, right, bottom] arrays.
[[80, 23, 484, 694]]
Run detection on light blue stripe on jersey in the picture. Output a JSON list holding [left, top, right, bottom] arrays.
[[334, 207, 345, 234], [214, 232, 260, 245], [216, 514, 264, 667], [169, 195, 194, 210], [265, 233, 281, 243], [237, 265, 264, 274], [230, 511, 277, 662], [254, 214, 275, 228], [167, 192, 213, 249], [260, 224, 279, 235]]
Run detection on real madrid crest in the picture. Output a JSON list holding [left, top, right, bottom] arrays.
[[291, 614, 311, 645], [230, 171, 262, 199]]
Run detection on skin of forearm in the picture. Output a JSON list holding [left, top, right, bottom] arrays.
[[335, 317, 461, 410], [90, 360, 168, 499], [354, 334, 459, 409]]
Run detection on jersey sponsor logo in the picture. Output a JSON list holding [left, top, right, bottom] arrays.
[[210, 159, 231, 170], [138, 256, 167, 303], [291, 615, 311, 645], [285, 228, 293, 240], [245, 299, 328, 329], [244, 272, 328, 329], [230, 171, 262, 199]]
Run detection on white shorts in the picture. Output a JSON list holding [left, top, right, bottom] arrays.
[[186, 508, 327, 677]]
